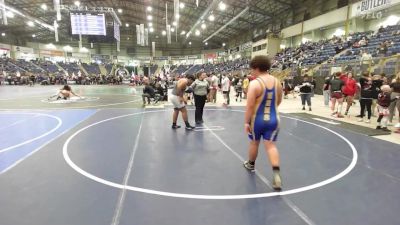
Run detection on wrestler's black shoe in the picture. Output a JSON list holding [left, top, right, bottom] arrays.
[[172, 125, 181, 129], [243, 161, 255, 172], [185, 125, 195, 130]]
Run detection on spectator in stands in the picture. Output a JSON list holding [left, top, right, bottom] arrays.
[[359, 37, 368, 47], [378, 26, 385, 33], [389, 73, 400, 126], [358, 77, 374, 123], [343, 72, 357, 115], [360, 50, 372, 73], [330, 72, 345, 118], [191, 72, 209, 125], [377, 42, 388, 56], [298, 75, 313, 111]]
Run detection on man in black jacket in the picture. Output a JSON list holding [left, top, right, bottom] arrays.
[[142, 78, 156, 106]]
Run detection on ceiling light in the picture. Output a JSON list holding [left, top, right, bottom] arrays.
[[162, 30, 166, 36], [222, 43, 226, 46], [118, 9, 123, 13], [6, 11, 14, 18], [1, 33, 5, 37], [148, 22, 153, 27], [41, 4, 47, 10], [32, 34, 36, 38], [125, 23, 129, 27], [147, 15, 153, 21], [209, 14, 215, 21], [175, 14, 180, 19], [201, 23, 206, 29], [180, 3, 185, 9], [218, 2, 227, 11], [149, 27, 154, 32], [147, 6, 152, 12], [27, 21, 35, 27], [171, 27, 175, 32], [195, 30, 200, 36], [181, 30, 186, 35], [205, 42, 208, 45], [74, 1, 80, 7], [189, 41, 192, 45], [172, 21, 177, 26]]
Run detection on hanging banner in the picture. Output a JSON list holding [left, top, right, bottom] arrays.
[[114, 22, 120, 41], [187, 55, 200, 59], [136, 25, 140, 44], [218, 52, 226, 57], [171, 56, 186, 60], [12, 46, 34, 54], [0, 43, 11, 50], [204, 53, 217, 59], [144, 28, 149, 46], [153, 56, 169, 60], [152, 42, 156, 57], [140, 24, 145, 46], [351, 0, 400, 17], [40, 50, 64, 56]]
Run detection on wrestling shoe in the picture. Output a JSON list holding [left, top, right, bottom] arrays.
[[172, 125, 181, 129], [381, 127, 391, 132], [185, 125, 195, 131], [272, 171, 282, 191], [376, 126, 382, 130], [243, 161, 255, 172]]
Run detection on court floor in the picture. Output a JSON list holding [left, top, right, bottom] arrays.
[[0, 85, 399, 225]]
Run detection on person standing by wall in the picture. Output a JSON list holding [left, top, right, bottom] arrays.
[[389, 73, 400, 126], [191, 72, 209, 125], [342, 72, 357, 115], [323, 75, 331, 107], [298, 75, 313, 111]]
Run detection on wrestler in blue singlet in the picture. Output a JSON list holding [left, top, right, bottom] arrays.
[[248, 77, 280, 141]]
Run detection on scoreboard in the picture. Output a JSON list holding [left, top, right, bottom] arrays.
[[71, 13, 106, 35]]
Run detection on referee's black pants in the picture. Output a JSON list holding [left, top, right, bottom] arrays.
[[194, 94, 207, 123]]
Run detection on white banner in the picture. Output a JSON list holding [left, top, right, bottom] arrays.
[[351, 0, 400, 17], [12, 46, 34, 53], [152, 42, 156, 57], [144, 28, 149, 46], [136, 25, 140, 45], [0, 43, 11, 50], [140, 24, 145, 46]]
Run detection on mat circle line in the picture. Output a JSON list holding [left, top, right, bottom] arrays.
[[62, 109, 358, 200], [0, 112, 63, 153]]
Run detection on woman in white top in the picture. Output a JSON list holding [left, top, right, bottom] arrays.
[[221, 75, 231, 106]]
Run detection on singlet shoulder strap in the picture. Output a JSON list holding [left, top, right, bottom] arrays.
[[255, 77, 265, 89], [256, 76, 276, 91]]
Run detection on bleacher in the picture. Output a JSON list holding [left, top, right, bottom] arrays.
[[58, 62, 81, 74], [82, 63, 101, 75], [32, 61, 59, 73]]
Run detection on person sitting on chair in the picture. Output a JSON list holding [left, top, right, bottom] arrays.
[[142, 78, 156, 106]]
